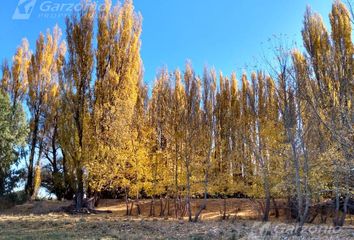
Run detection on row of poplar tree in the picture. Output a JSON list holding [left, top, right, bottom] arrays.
[[0, 0, 352, 227]]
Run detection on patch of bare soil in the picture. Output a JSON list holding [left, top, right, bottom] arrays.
[[96, 198, 286, 221]]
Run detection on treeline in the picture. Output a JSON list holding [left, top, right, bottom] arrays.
[[0, 0, 352, 228]]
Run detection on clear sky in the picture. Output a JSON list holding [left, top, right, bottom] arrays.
[[1, 0, 334, 87]]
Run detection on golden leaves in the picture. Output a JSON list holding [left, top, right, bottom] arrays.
[[89, 0, 143, 192]]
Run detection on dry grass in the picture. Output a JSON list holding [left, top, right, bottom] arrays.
[[0, 199, 353, 239]]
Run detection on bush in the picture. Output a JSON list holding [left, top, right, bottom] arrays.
[[0, 191, 28, 210]]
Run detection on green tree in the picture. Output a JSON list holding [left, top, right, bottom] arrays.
[[0, 91, 28, 195]]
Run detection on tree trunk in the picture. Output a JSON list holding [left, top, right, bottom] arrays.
[[136, 199, 141, 216], [194, 202, 206, 222], [337, 155, 352, 227], [26, 113, 40, 196], [51, 121, 62, 200], [186, 162, 192, 222], [75, 167, 84, 210], [297, 196, 310, 235], [174, 196, 179, 218], [31, 141, 44, 200], [194, 144, 212, 222], [222, 197, 227, 220], [159, 197, 164, 217], [129, 201, 134, 216], [272, 198, 279, 218], [262, 167, 271, 222], [338, 194, 350, 227], [333, 162, 343, 227], [149, 197, 155, 217], [30, 165, 41, 200], [134, 190, 141, 216], [167, 197, 170, 216], [180, 198, 187, 218]]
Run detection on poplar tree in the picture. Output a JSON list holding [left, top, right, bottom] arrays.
[[62, 3, 94, 209], [170, 69, 186, 217], [89, 0, 143, 206], [149, 68, 173, 216], [41, 28, 67, 200], [293, 1, 353, 226], [194, 67, 216, 222], [26, 26, 64, 198], [182, 62, 201, 221]]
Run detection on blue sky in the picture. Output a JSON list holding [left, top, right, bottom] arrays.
[[1, 0, 333, 86]]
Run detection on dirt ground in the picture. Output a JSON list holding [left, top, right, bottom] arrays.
[[0, 199, 353, 239]]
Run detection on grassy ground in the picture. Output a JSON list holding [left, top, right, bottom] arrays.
[[0, 199, 353, 239]]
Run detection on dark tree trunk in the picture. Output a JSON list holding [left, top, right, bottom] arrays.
[[129, 201, 134, 216], [26, 113, 40, 196], [62, 152, 74, 200], [159, 197, 164, 217], [149, 197, 155, 217], [51, 121, 62, 200], [194, 203, 206, 222], [194, 146, 211, 222], [222, 198, 227, 220], [167, 197, 170, 216], [136, 199, 141, 215], [262, 172, 271, 222], [75, 167, 84, 210], [272, 198, 279, 218], [186, 163, 192, 222], [124, 188, 129, 216], [174, 196, 179, 218], [338, 195, 350, 226]]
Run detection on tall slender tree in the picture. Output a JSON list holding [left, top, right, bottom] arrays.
[[62, 3, 94, 209], [89, 0, 143, 207]]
